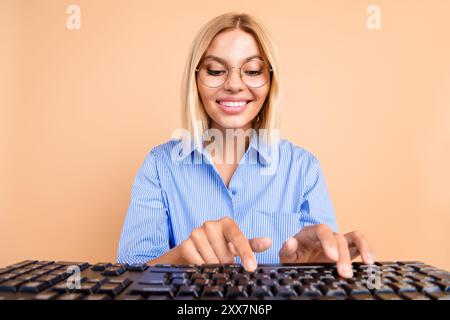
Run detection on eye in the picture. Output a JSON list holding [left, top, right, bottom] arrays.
[[207, 69, 226, 76], [245, 71, 263, 76]]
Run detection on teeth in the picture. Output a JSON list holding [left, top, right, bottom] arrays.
[[219, 101, 248, 108]]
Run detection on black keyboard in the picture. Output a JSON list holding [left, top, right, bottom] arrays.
[[0, 260, 449, 300]]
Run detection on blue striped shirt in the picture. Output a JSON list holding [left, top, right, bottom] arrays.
[[117, 133, 338, 264]]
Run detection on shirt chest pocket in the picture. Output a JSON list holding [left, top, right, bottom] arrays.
[[241, 210, 303, 254]]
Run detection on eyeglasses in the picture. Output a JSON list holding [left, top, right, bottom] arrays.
[[195, 58, 273, 88]]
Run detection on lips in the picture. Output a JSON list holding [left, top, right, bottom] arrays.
[[215, 100, 252, 115]]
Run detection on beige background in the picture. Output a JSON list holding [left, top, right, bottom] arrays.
[[1, 0, 449, 270]]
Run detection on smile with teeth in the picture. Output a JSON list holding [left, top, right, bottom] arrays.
[[217, 101, 251, 108]]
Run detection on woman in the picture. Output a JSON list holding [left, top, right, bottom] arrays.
[[117, 12, 374, 278]]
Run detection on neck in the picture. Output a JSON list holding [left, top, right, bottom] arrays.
[[205, 121, 253, 165]]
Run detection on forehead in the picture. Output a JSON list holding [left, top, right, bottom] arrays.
[[205, 29, 262, 64]]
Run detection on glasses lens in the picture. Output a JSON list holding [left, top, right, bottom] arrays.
[[197, 59, 270, 88], [198, 60, 228, 88], [241, 60, 270, 87]]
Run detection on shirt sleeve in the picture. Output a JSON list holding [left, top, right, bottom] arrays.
[[299, 155, 339, 233], [116, 150, 170, 264]]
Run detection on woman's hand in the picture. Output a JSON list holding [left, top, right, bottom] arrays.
[[278, 224, 375, 278], [173, 217, 272, 271]]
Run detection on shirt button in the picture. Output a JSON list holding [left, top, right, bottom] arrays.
[[230, 189, 237, 196]]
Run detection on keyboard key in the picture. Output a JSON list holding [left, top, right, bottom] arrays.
[[102, 264, 128, 276], [33, 292, 60, 300], [84, 294, 112, 300], [171, 278, 190, 286], [35, 260, 55, 266], [320, 285, 348, 297], [316, 296, 347, 300], [193, 279, 212, 286], [258, 279, 278, 287], [7, 260, 38, 269], [52, 282, 70, 293], [176, 285, 200, 298], [401, 292, 431, 300], [274, 285, 297, 298], [397, 261, 425, 266], [15, 274, 40, 282], [109, 278, 132, 289], [192, 273, 210, 280], [342, 284, 370, 295], [0, 279, 27, 292], [251, 285, 273, 298], [97, 283, 125, 296], [226, 285, 248, 299], [130, 285, 175, 298], [172, 272, 190, 279], [20, 281, 51, 293], [350, 294, 376, 300], [35, 275, 63, 285], [201, 286, 224, 298], [73, 282, 100, 294], [435, 280, 450, 292], [376, 293, 403, 300], [375, 262, 398, 267], [92, 263, 112, 271], [139, 272, 168, 285], [297, 285, 323, 298], [388, 282, 418, 293], [149, 266, 196, 273], [373, 285, 395, 294], [86, 277, 109, 285], [414, 281, 441, 293], [426, 291, 450, 300], [55, 261, 90, 271], [0, 268, 15, 276], [128, 264, 149, 272], [428, 271, 450, 281], [57, 293, 84, 300]]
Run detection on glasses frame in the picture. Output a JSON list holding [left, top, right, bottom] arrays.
[[195, 58, 273, 88]]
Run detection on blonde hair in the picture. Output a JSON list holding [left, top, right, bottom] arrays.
[[180, 12, 280, 145]]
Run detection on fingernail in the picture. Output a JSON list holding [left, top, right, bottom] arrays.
[[365, 252, 375, 264], [340, 264, 353, 278], [245, 260, 256, 271]]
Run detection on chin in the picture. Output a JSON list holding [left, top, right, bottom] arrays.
[[214, 118, 253, 130]]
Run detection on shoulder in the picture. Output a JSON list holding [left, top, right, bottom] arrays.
[[137, 139, 182, 172], [275, 139, 325, 181], [148, 139, 181, 158], [277, 139, 319, 165]]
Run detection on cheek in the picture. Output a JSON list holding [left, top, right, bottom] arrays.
[[252, 87, 270, 107], [197, 83, 217, 103]]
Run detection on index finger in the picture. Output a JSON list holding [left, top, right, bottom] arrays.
[[220, 217, 256, 271], [294, 224, 339, 261]]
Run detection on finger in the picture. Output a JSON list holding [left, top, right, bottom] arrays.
[[228, 242, 238, 256], [190, 228, 220, 264], [249, 237, 272, 252], [335, 234, 353, 278], [344, 231, 375, 265], [181, 239, 205, 265], [229, 238, 272, 256], [203, 221, 235, 263], [279, 237, 298, 263], [221, 217, 256, 271], [295, 224, 339, 261]]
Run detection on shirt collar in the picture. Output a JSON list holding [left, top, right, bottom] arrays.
[[175, 130, 276, 166]]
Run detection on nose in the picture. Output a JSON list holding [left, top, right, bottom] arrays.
[[223, 67, 246, 92]]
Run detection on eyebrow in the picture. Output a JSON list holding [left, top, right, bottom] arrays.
[[201, 54, 264, 64]]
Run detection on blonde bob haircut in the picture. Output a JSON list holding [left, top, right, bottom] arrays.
[[180, 12, 280, 145]]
